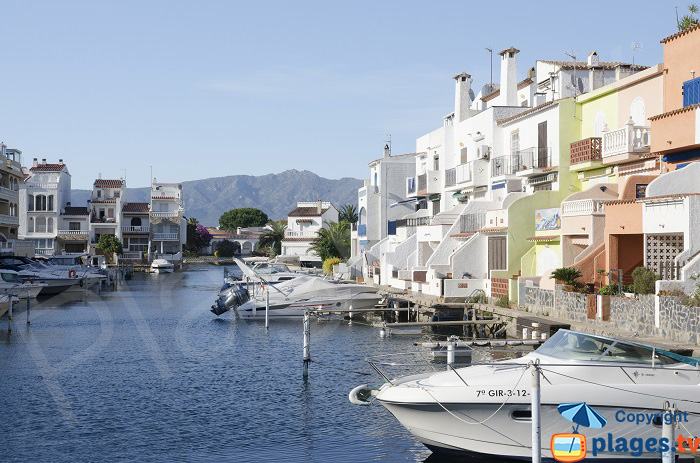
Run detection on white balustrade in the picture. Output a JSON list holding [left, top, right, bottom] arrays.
[[121, 251, 143, 260], [561, 199, 606, 217], [0, 214, 19, 225], [602, 120, 651, 158], [285, 231, 318, 238], [153, 233, 179, 241], [151, 211, 180, 218], [58, 229, 88, 235], [122, 226, 150, 233], [27, 183, 58, 189]]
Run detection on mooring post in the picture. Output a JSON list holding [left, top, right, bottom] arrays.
[[348, 303, 353, 325], [446, 342, 455, 369], [26, 288, 30, 324], [303, 311, 310, 378], [531, 362, 541, 463], [7, 297, 13, 332], [83, 276, 88, 296], [661, 402, 676, 463], [265, 289, 269, 329]]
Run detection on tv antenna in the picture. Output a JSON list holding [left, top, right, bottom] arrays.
[[631, 42, 643, 72], [565, 50, 578, 98], [485, 47, 494, 93], [385, 134, 391, 155]]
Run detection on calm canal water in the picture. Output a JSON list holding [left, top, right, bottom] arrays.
[[0, 266, 506, 462]]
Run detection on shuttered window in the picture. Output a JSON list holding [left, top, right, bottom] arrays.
[[683, 77, 700, 107], [488, 236, 507, 271]]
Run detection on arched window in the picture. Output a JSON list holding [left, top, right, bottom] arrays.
[[358, 207, 366, 225], [28, 217, 34, 233], [47, 217, 54, 233], [36, 216, 46, 233], [48, 195, 54, 211], [28, 195, 34, 212], [630, 97, 646, 125], [35, 195, 47, 211], [131, 217, 142, 227], [593, 111, 607, 137]]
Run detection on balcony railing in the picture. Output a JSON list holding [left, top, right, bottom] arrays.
[[517, 147, 552, 170], [561, 199, 607, 217], [445, 168, 456, 187], [417, 174, 427, 192], [602, 122, 651, 158], [0, 214, 19, 225], [0, 187, 19, 201], [491, 154, 519, 177], [121, 251, 143, 260], [459, 213, 486, 233], [151, 211, 180, 218], [35, 248, 54, 255], [570, 137, 602, 164], [285, 231, 317, 238], [58, 229, 88, 235], [153, 233, 179, 241], [27, 183, 58, 189], [91, 216, 117, 224], [456, 162, 472, 183], [122, 226, 150, 233], [0, 241, 14, 253], [405, 216, 431, 227]]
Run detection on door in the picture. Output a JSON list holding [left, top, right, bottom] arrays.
[[537, 121, 548, 168], [488, 236, 507, 271]]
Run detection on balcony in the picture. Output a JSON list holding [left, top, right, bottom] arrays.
[[35, 248, 54, 255], [561, 199, 606, 217], [0, 241, 14, 253], [27, 183, 58, 189], [0, 214, 19, 225], [570, 137, 602, 169], [285, 231, 317, 238], [151, 211, 180, 218], [91, 216, 117, 224], [444, 168, 456, 187], [0, 187, 19, 202], [121, 251, 143, 260], [515, 147, 553, 177], [417, 173, 427, 193], [459, 213, 486, 233], [122, 226, 150, 233], [357, 224, 366, 236], [491, 154, 519, 177], [602, 120, 651, 164], [153, 233, 179, 241], [57, 230, 89, 240]]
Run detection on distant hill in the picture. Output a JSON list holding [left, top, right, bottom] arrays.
[[71, 170, 363, 226]]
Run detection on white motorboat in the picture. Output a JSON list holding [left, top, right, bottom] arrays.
[[151, 259, 175, 273], [0, 256, 81, 295], [350, 330, 700, 460], [36, 255, 107, 289], [0, 269, 45, 298]]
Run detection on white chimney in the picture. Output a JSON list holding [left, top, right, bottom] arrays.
[[316, 199, 322, 214], [41, 158, 46, 164], [453, 72, 472, 123], [98, 172, 102, 179], [58, 159, 64, 165], [32, 158, 38, 167], [587, 51, 599, 67], [383, 144, 390, 158], [499, 47, 520, 106], [615, 64, 633, 81]]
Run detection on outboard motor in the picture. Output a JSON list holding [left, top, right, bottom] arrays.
[[225, 288, 250, 310]]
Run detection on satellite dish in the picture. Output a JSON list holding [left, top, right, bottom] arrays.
[[468, 88, 475, 101]]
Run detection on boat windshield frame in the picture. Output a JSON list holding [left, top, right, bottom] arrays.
[[535, 330, 698, 366]]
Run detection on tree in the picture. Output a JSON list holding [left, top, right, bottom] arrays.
[[215, 239, 240, 257], [338, 204, 358, 224], [98, 234, 123, 263], [552, 267, 583, 291], [258, 221, 287, 256], [310, 221, 350, 261], [219, 208, 269, 231], [678, 4, 700, 31], [631, 266, 660, 295]]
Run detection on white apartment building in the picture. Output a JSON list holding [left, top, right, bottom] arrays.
[[281, 200, 338, 264], [350, 145, 417, 256], [19, 159, 72, 255], [0, 144, 24, 254], [150, 181, 186, 261], [88, 178, 125, 255]]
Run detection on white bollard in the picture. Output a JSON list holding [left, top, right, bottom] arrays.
[[531, 362, 541, 463], [265, 289, 269, 329], [303, 311, 310, 378], [522, 327, 529, 340], [662, 403, 676, 463], [446, 343, 455, 369]]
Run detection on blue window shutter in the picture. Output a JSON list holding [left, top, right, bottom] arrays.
[[388, 220, 396, 235], [683, 77, 700, 107]]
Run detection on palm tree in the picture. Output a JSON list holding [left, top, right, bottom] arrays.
[[338, 204, 358, 224], [259, 221, 287, 255], [678, 4, 700, 31], [310, 221, 350, 261]]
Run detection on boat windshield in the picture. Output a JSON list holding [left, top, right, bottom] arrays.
[[0, 272, 22, 283], [536, 330, 693, 365]]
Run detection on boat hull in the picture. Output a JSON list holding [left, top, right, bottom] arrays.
[[236, 293, 381, 319]]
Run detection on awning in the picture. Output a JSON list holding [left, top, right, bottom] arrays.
[[428, 194, 441, 201], [452, 192, 466, 199]]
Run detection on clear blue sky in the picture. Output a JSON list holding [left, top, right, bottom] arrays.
[[0, 0, 676, 189]]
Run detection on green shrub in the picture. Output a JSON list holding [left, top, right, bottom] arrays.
[[216, 240, 239, 257], [495, 295, 510, 308], [322, 257, 342, 275], [552, 267, 584, 292], [631, 266, 660, 295]]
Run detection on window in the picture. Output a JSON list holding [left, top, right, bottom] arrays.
[[48, 195, 54, 211], [28, 217, 34, 233], [128, 237, 149, 252], [682, 76, 700, 107], [114, 191, 120, 198], [510, 130, 519, 157], [47, 217, 54, 233], [35, 195, 47, 211], [433, 156, 439, 171], [593, 111, 607, 137], [69, 222, 81, 231], [630, 97, 646, 125], [97, 190, 102, 198], [28, 195, 34, 212], [636, 184, 648, 199], [36, 216, 47, 233], [131, 217, 142, 227]]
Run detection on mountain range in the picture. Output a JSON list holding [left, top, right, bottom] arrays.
[[71, 170, 363, 226]]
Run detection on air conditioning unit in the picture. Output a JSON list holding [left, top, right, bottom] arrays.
[[477, 145, 490, 160]]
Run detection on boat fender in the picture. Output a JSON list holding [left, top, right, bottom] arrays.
[[348, 384, 372, 406], [22, 279, 34, 285], [68, 269, 77, 278]]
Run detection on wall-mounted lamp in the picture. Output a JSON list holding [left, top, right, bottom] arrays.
[[659, 224, 665, 228]]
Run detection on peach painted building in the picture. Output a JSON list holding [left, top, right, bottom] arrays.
[[650, 24, 700, 169]]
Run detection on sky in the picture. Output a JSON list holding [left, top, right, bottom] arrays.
[[0, 0, 678, 189]]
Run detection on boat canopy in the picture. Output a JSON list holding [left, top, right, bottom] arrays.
[[536, 330, 698, 366]]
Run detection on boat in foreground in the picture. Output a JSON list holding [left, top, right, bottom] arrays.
[[350, 330, 700, 460], [151, 259, 175, 273]]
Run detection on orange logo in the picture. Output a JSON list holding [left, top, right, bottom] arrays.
[[551, 433, 586, 462]]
